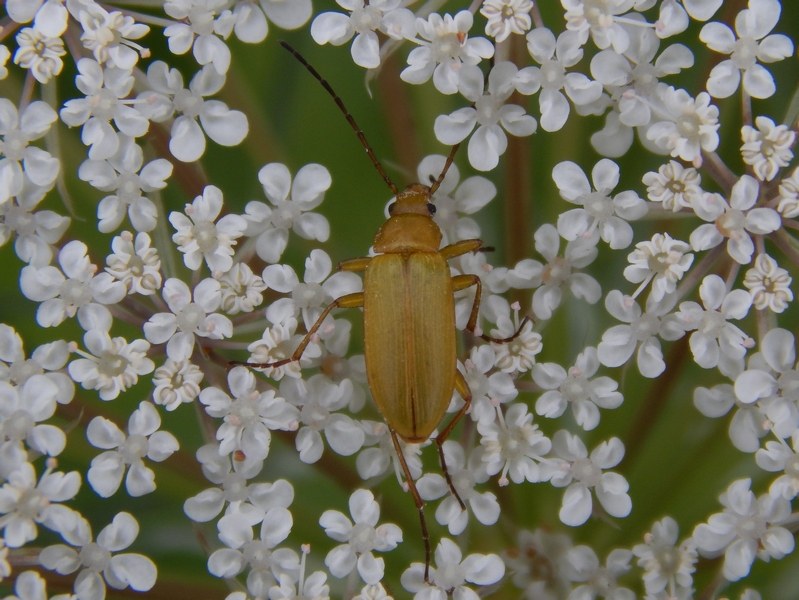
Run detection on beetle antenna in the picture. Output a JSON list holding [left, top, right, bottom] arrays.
[[280, 41, 399, 196], [429, 142, 461, 195]]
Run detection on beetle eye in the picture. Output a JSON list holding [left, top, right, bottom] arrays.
[[427, 203, 436, 215], [388, 202, 396, 215]]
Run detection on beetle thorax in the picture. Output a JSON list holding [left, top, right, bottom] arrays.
[[373, 184, 442, 253]]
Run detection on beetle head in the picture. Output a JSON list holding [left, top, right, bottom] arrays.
[[373, 184, 442, 253]]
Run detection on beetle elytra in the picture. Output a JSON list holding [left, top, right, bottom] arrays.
[[243, 42, 530, 582]]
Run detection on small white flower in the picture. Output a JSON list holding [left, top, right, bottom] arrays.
[[0, 373, 65, 456], [105, 231, 162, 296], [311, 0, 414, 69], [245, 317, 313, 381], [646, 86, 719, 164], [0, 323, 73, 403], [562, 0, 636, 53], [163, 0, 234, 74], [400, 537, 505, 598], [694, 383, 768, 453], [320, 489, 402, 584], [689, 175, 780, 264], [0, 461, 81, 547], [76, 2, 150, 69], [230, 0, 312, 44], [7, 0, 68, 35], [0, 99, 59, 204], [400, 11, 494, 95], [152, 357, 203, 411], [4, 569, 72, 600], [756, 430, 799, 500], [217, 263, 266, 314], [563, 545, 634, 599], [554, 159, 647, 250], [86, 401, 179, 498], [550, 431, 631, 527], [699, 0, 793, 99], [743, 253, 793, 313], [60, 58, 148, 160], [624, 232, 693, 302], [517, 29, 603, 132], [740, 116, 795, 182], [503, 528, 574, 597], [633, 516, 697, 596], [269, 545, 329, 600], [692, 478, 794, 581], [642, 160, 703, 212], [435, 62, 537, 171], [144, 277, 232, 359], [533, 347, 623, 431], [39, 512, 157, 597], [169, 185, 246, 273], [480, 0, 533, 42], [244, 162, 332, 264], [199, 366, 299, 465], [13, 27, 65, 83], [777, 166, 799, 217], [137, 62, 249, 162], [461, 344, 518, 425], [68, 329, 155, 402], [478, 402, 552, 485], [78, 136, 172, 233]]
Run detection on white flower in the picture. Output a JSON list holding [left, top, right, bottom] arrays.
[[144, 277, 232, 360], [244, 162, 331, 264], [692, 478, 794, 581], [39, 512, 157, 598], [700, 0, 793, 99], [674, 274, 753, 376], [151, 357, 203, 411], [0, 461, 81, 547], [268, 546, 329, 600], [460, 344, 518, 425], [624, 232, 693, 302], [199, 366, 299, 465], [6, 0, 67, 35], [280, 374, 364, 463], [311, 0, 414, 69], [562, 0, 636, 53], [86, 401, 179, 498], [743, 253, 793, 313], [78, 136, 172, 233], [503, 528, 574, 597], [75, 2, 150, 69], [245, 318, 314, 381], [480, 0, 533, 42], [597, 290, 683, 378], [400, 537, 505, 598], [777, 166, 799, 217], [533, 347, 623, 431], [68, 329, 155, 401], [217, 263, 266, 314], [19, 240, 127, 327], [646, 87, 719, 164], [554, 159, 647, 250], [137, 62, 248, 162], [563, 545, 634, 599], [417, 440, 500, 535], [0, 323, 73, 403], [0, 99, 59, 204], [694, 383, 768, 453], [230, 0, 312, 44], [60, 58, 148, 160], [320, 489, 402, 584], [163, 0, 234, 74], [169, 185, 246, 273], [654, 0, 722, 38], [477, 402, 552, 485], [740, 116, 795, 182], [0, 373, 65, 456], [642, 160, 703, 212], [400, 11, 494, 95], [633, 516, 697, 596], [435, 62, 537, 171], [689, 175, 780, 264], [105, 231, 162, 296], [0, 178, 70, 266], [3, 569, 73, 600], [550, 431, 631, 527], [517, 29, 603, 132], [734, 328, 799, 440], [13, 27, 65, 84]]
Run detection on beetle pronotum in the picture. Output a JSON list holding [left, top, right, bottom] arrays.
[[245, 41, 529, 583]]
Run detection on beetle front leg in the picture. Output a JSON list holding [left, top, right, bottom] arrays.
[[389, 429, 433, 584], [338, 256, 372, 272], [452, 274, 531, 342], [233, 292, 364, 369], [439, 238, 482, 260]]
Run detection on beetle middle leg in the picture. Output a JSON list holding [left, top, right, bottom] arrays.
[[452, 274, 531, 342]]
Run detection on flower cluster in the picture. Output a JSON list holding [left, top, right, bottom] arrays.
[[0, 0, 797, 598]]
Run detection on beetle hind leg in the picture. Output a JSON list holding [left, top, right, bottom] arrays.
[[433, 369, 473, 512]]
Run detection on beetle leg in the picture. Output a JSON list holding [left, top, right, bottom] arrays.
[[452, 274, 531, 343], [389, 429, 433, 584], [434, 369, 472, 512], [439, 238, 482, 260], [234, 292, 364, 369], [338, 257, 372, 272]]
